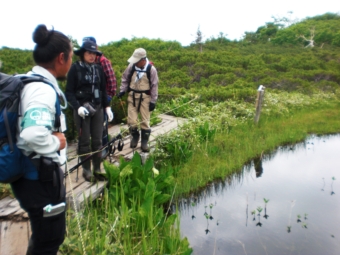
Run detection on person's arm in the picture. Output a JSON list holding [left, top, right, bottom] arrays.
[[100, 57, 117, 98], [99, 66, 109, 108], [119, 64, 133, 93], [20, 84, 61, 155], [65, 64, 81, 110], [150, 66, 159, 103]]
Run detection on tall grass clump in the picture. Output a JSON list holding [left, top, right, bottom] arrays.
[[61, 153, 192, 255]]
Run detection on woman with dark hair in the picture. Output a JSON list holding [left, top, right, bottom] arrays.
[[65, 40, 113, 182], [10, 24, 72, 255]]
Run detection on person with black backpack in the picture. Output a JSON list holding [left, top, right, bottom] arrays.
[[82, 36, 117, 158], [9, 24, 72, 255], [117, 48, 159, 152], [65, 40, 113, 182]]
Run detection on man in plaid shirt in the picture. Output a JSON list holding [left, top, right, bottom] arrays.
[[83, 37, 117, 158]]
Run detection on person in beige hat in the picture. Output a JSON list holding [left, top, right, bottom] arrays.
[[117, 48, 158, 152]]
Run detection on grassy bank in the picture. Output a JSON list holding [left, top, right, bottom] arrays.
[[169, 104, 340, 197]]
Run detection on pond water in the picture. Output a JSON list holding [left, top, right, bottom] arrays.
[[178, 135, 340, 255]]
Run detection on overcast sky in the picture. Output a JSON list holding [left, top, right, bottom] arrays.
[[1, 0, 339, 50]]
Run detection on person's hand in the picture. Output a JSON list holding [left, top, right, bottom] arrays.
[[117, 91, 125, 99], [52, 132, 66, 150], [105, 107, 114, 122], [78, 106, 89, 119], [149, 102, 156, 112], [107, 95, 112, 104]]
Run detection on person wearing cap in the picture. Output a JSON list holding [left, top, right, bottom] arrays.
[[117, 48, 159, 152], [65, 40, 113, 182], [83, 36, 117, 158]]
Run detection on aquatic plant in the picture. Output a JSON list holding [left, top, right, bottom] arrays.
[[191, 201, 196, 219], [331, 177, 336, 195], [205, 214, 210, 234], [257, 206, 263, 216], [297, 214, 302, 223], [209, 203, 214, 220], [263, 198, 270, 219], [287, 200, 296, 233], [256, 206, 263, 227], [321, 177, 325, 191], [251, 210, 256, 221], [301, 222, 308, 229]]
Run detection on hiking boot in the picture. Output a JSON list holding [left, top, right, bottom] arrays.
[[141, 129, 151, 152], [93, 153, 106, 181], [80, 156, 95, 182], [129, 127, 140, 148]]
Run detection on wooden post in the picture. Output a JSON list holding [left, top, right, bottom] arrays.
[[254, 85, 265, 124]]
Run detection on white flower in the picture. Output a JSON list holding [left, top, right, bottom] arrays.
[[152, 167, 159, 176]]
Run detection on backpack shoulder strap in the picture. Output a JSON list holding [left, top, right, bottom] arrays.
[[146, 64, 152, 87], [127, 64, 136, 91], [74, 61, 82, 88]]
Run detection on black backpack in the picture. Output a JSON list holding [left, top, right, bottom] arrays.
[[0, 73, 60, 183]]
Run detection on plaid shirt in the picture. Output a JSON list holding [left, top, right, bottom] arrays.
[[98, 55, 117, 97]]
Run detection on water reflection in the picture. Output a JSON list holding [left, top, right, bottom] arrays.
[[178, 134, 340, 255]]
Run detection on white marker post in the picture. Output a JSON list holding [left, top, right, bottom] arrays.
[[254, 85, 265, 124]]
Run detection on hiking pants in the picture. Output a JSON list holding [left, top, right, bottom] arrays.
[[73, 104, 104, 155], [10, 165, 66, 255], [102, 109, 109, 147], [127, 92, 151, 130]]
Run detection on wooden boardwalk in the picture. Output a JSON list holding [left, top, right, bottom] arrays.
[[0, 114, 186, 255]]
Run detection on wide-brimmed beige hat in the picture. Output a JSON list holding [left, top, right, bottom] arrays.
[[127, 48, 147, 64]]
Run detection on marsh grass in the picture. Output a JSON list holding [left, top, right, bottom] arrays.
[[161, 103, 340, 196], [60, 153, 192, 255]]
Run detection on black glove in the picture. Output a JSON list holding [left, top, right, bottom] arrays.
[[149, 102, 156, 112], [117, 91, 125, 99]]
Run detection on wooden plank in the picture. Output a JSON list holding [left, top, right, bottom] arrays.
[[0, 197, 13, 214], [0, 199, 21, 218], [0, 220, 30, 255], [66, 181, 107, 211]]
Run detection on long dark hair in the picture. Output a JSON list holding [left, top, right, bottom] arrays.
[[32, 24, 71, 67]]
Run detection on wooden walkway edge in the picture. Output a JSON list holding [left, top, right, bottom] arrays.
[[0, 114, 186, 255]]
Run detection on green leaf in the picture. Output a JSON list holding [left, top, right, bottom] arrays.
[[120, 164, 133, 178], [139, 196, 153, 217], [154, 194, 171, 205]]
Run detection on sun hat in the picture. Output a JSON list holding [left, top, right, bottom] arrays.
[[74, 41, 102, 56], [127, 48, 147, 64], [83, 36, 96, 43]]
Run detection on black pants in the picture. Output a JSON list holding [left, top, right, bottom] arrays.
[[102, 110, 109, 148], [10, 167, 66, 255], [74, 104, 104, 155]]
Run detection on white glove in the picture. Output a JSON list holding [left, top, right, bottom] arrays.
[[105, 107, 114, 122], [78, 106, 89, 119]]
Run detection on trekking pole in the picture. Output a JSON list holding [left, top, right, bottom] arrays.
[[118, 98, 128, 120], [76, 118, 83, 182], [64, 133, 123, 177]]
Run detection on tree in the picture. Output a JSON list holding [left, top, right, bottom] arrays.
[[272, 11, 299, 28], [68, 36, 80, 49], [193, 25, 204, 52], [298, 27, 315, 48]]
